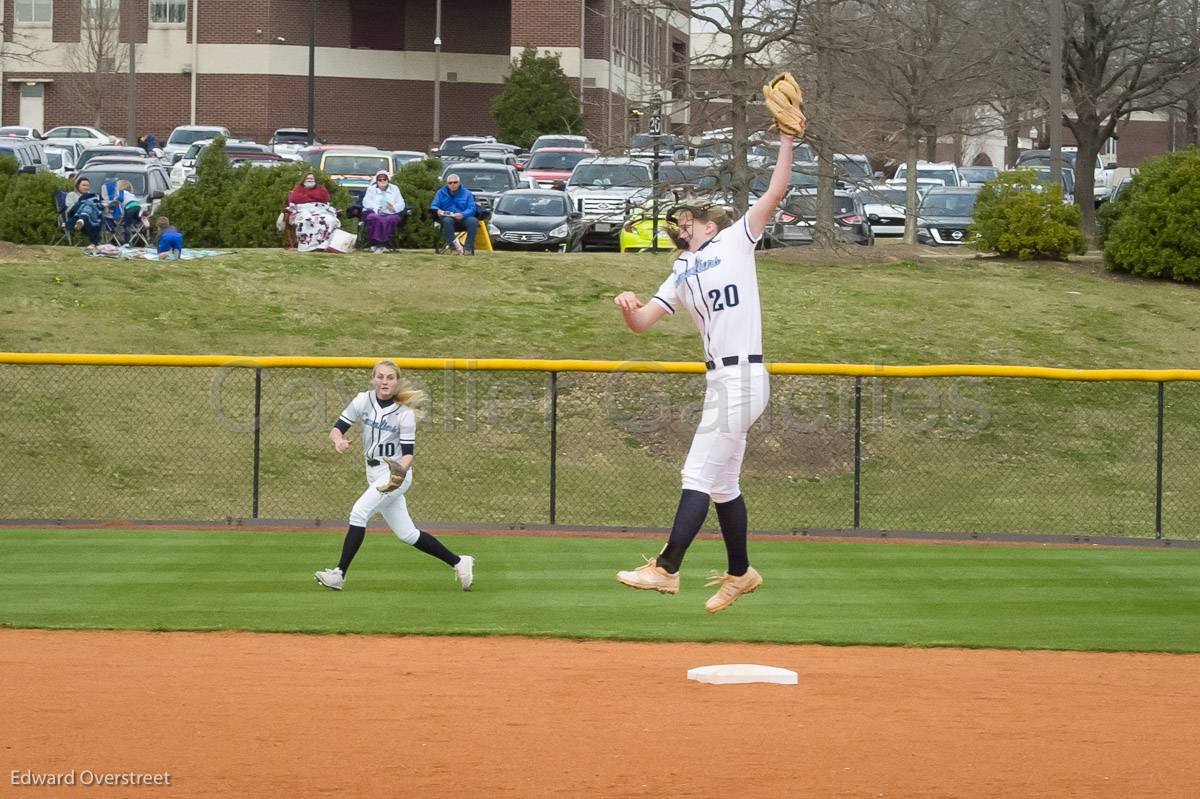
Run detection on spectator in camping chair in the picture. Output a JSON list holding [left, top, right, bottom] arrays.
[[65, 177, 103, 251], [283, 173, 341, 252], [358, 170, 407, 252]]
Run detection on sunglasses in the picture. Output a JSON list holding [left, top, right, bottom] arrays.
[[447, 180, 460, 185], [376, 177, 389, 181]]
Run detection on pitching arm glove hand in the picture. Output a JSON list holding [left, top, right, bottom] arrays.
[[762, 71, 807, 138], [376, 457, 409, 493]]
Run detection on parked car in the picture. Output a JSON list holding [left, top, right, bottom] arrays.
[[315, 148, 402, 201], [565, 157, 654, 249], [0, 137, 45, 173], [958, 165, 999, 187], [860, 185, 911, 236], [268, 128, 320, 158], [439, 162, 521, 217], [463, 142, 523, 166], [432, 135, 496, 162], [767, 188, 874, 247], [1019, 165, 1076, 205], [618, 195, 683, 253], [391, 150, 427, 167], [892, 160, 963, 188], [628, 132, 689, 160], [0, 125, 41, 139], [76, 145, 151, 172], [43, 144, 78, 178], [42, 125, 118, 148], [164, 125, 231, 163], [1014, 148, 1113, 204], [531, 134, 590, 152], [76, 161, 175, 221], [171, 140, 278, 187], [298, 143, 375, 167], [833, 153, 873, 186], [487, 189, 588, 252], [523, 147, 599, 188], [915, 186, 981, 245]]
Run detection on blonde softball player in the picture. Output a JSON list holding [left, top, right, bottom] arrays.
[[613, 131, 797, 613], [314, 360, 474, 591]]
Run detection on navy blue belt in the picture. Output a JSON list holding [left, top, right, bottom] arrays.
[[705, 354, 763, 371]]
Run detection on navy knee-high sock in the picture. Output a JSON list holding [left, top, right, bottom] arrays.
[[337, 524, 366, 574], [715, 495, 749, 577], [655, 489, 711, 573], [413, 531, 460, 567]]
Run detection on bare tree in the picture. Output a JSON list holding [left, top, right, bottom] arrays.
[[678, 0, 802, 215], [64, 0, 129, 128], [838, 0, 1012, 242], [1044, 0, 1200, 238]]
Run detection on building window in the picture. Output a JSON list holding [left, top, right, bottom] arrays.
[[81, 0, 119, 25], [14, 0, 52, 24], [150, 0, 187, 25]]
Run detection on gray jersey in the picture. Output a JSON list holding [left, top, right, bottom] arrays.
[[649, 214, 763, 362]]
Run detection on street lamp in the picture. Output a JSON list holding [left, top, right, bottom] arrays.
[[307, 0, 316, 145], [433, 0, 443, 147]]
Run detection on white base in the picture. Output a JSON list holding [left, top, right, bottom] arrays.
[[687, 663, 798, 685]]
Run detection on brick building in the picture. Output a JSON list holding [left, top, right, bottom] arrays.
[[0, 0, 691, 152]]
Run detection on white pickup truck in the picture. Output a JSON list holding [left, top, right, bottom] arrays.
[[566, 158, 654, 249]]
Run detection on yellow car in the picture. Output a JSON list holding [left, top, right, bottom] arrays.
[[619, 214, 676, 252]]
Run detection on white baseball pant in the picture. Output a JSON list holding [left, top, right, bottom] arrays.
[[348, 463, 419, 544], [680, 362, 770, 503]]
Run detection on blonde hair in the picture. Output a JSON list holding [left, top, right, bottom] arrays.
[[695, 204, 733, 231], [116, 179, 133, 192], [372, 359, 425, 408]]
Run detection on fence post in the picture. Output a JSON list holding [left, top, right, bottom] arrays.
[[853, 377, 862, 530], [549, 371, 558, 525], [252, 368, 262, 519], [1155, 381, 1164, 539]]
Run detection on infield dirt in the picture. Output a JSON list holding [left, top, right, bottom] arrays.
[[3, 628, 1197, 797]]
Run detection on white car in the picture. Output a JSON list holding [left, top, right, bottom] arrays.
[[0, 125, 41, 139], [43, 145, 78, 178], [860, 185, 911, 236], [42, 125, 119, 148], [164, 125, 231, 163], [892, 160, 964, 188]]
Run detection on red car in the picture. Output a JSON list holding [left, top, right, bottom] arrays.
[[523, 147, 599, 188]]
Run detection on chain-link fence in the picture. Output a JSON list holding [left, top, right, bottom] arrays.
[[2, 358, 1198, 539]]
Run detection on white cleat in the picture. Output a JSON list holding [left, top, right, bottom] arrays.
[[454, 555, 475, 591], [314, 567, 345, 591]]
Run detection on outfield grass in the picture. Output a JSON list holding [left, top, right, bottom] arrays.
[[2, 528, 1199, 653], [4, 247, 1200, 537]]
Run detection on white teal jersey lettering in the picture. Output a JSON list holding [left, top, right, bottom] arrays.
[[650, 214, 763, 362], [338, 391, 416, 460]]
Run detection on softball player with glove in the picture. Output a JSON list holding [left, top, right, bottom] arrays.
[[314, 360, 474, 591], [613, 92, 802, 612]]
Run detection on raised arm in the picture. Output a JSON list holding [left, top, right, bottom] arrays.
[[746, 134, 794, 240], [614, 291, 669, 334]]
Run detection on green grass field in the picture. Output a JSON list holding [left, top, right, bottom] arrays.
[[2, 528, 1198, 653], [4, 246, 1200, 537]]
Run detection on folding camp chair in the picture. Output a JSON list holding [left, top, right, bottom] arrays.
[[51, 190, 74, 246]]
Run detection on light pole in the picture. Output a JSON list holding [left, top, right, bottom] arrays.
[[127, 0, 137, 146], [433, 0, 442, 147], [307, 0, 316, 144]]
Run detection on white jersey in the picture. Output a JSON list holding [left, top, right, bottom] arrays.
[[337, 391, 416, 461], [650, 214, 763, 363]]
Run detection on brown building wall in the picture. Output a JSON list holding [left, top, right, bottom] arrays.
[[1112, 119, 1171, 168], [511, 0, 580, 48], [404, 0, 511, 54]]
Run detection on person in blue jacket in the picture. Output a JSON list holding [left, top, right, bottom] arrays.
[[155, 216, 184, 260], [429, 173, 478, 255]]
